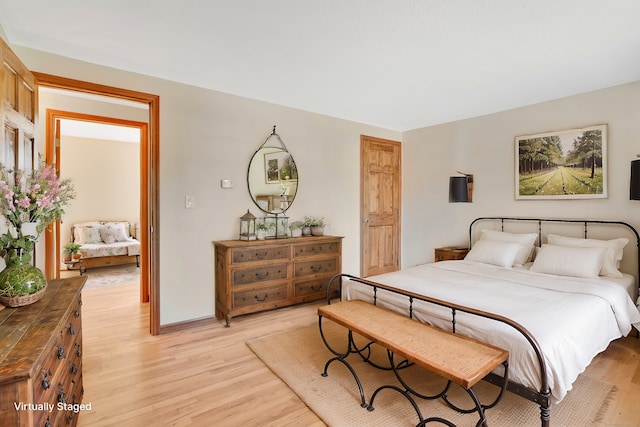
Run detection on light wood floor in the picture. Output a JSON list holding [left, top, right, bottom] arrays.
[[75, 280, 640, 427]]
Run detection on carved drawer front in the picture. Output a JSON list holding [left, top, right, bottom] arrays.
[[232, 263, 289, 286], [231, 246, 289, 264], [294, 277, 339, 298], [294, 242, 340, 258], [294, 258, 338, 278], [233, 284, 288, 309]]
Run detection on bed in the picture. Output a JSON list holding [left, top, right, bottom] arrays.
[[70, 221, 141, 270], [336, 217, 640, 427]]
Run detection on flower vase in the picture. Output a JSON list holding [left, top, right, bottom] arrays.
[[0, 263, 47, 307], [20, 221, 39, 237], [302, 226, 311, 236], [311, 226, 324, 236]]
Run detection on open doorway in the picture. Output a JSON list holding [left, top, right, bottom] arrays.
[[54, 113, 144, 295], [35, 72, 161, 335]]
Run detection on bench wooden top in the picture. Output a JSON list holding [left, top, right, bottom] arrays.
[[318, 300, 508, 389]]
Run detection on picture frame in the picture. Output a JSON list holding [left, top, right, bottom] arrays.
[[264, 151, 298, 184], [515, 124, 607, 200]]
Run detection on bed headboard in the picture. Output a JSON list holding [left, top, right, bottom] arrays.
[[469, 217, 640, 286]]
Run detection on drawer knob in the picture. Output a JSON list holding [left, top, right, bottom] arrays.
[[57, 345, 66, 360], [74, 310, 80, 318], [68, 323, 76, 335], [75, 343, 82, 357], [254, 251, 268, 259], [41, 371, 51, 390], [44, 417, 52, 427], [254, 293, 269, 302], [71, 363, 78, 374], [310, 265, 323, 273], [58, 387, 67, 404]]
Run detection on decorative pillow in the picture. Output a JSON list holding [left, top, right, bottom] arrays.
[[464, 240, 522, 268], [530, 244, 607, 278], [480, 229, 537, 266], [547, 234, 628, 278], [104, 222, 131, 238], [75, 226, 103, 244], [100, 224, 129, 244]]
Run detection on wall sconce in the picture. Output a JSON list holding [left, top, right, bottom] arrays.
[[631, 159, 640, 200], [449, 172, 473, 203], [239, 209, 257, 240]]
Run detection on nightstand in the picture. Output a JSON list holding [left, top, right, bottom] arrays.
[[434, 247, 469, 262]]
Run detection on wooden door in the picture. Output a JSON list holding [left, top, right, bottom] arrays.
[[360, 135, 401, 277]]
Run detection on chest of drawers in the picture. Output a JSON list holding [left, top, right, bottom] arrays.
[[214, 236, 343, 326], [0, 276, 86, 427]]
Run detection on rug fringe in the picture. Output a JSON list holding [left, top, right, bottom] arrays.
[[592, 385, 618, 424]]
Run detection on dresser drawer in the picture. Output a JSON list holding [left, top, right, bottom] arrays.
[[294, 257, 338, 278], [233, 284, 288, 309], [294, 277, 340, 299], [232, 263, 289, 286], [294, 241, 340, 258], [231, 246, 290, 264]]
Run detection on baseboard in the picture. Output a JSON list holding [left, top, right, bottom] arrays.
[[159, 314, 219, 334]]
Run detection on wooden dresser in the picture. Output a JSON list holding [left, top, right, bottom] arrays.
[[214, 236, 343, 326], [0, 276, 86, 427]]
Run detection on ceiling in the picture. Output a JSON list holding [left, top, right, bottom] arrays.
[[1, 0, 639, 131]]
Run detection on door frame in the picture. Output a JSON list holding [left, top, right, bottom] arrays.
[[47, 109, 147, 295], [35, 72, 161, 336]]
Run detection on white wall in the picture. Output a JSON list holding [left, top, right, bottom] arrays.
[[59, 135, 140, 244], [13, 46, 400, 326], [402, 81, 640, 269]]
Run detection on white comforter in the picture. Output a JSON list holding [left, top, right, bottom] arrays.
[[343, 260, 640, 402]]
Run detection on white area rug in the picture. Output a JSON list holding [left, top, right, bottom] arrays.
[[83, 265, 140, 289]]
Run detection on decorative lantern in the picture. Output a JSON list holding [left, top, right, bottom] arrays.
[[239, 210, 256, 240]]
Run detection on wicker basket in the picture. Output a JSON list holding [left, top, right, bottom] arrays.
[[0, 285, 47, 307]]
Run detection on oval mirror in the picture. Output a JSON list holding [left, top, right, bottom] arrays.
[[247, 135, 298, 214]]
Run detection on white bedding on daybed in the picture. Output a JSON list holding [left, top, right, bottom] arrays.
[[343, 260, 640, 402], [78, 237, 140, 259]]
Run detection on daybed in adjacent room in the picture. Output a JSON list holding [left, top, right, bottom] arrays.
[[70, 221, 140, 270], [335, 217, 640, 427]]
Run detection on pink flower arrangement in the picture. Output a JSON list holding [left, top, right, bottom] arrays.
[[0, 163, 75, 265]]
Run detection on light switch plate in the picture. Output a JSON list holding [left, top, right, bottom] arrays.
[[185, 195, 194, 208], [221, 179, 233, 189]]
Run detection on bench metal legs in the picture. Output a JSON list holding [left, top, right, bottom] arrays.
[[319, 316, 510, 427]]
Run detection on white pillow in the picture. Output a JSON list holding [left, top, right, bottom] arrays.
[[100, 224, 129, 243], [547, 234, 628, 278], [74, 226, 103, 244], [464, 240, 522, 267], [104, 222, 131, 238], [480, 229, 537, 266], [530, 244, 607, 278]]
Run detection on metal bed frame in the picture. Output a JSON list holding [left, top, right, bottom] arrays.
[[326, 217, 640, 427]]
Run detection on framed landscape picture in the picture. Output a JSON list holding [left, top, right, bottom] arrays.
[[515, 124, 607, 200]]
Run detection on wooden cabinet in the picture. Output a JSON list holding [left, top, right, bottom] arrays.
[[0, 37, 37, 171], [214, 236, 343, 326], [434, 247, 470, 262], [0, 276, 86, 427]]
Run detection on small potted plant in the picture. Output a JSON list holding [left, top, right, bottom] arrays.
[[304, 216, 325, 236], [289, 221, 304, 238], [256, 221, 269, 240], [63, 242, 82, 261]]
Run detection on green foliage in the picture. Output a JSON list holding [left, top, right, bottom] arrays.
[[63, 242, 82, 254], [0, 264, 47, 296]]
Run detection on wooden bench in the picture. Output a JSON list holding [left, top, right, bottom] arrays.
[[318, 299, 509, 426]]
